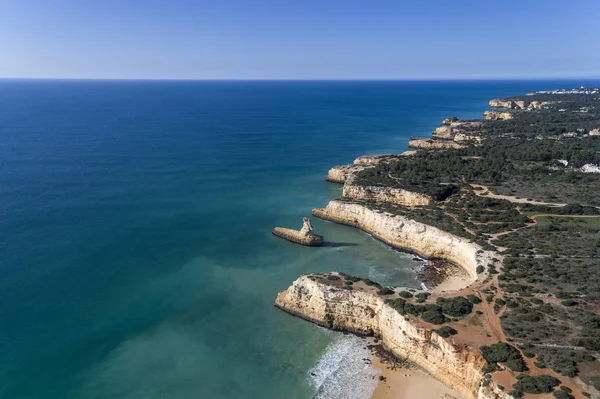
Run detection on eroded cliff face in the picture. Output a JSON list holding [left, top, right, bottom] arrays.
[[325, 155, 396, 183], [326, 166, 351, 183], [342, 185, 433, 206], [275, 276, 509, 399], [313, 200, 486, 277], [484, 111, 513, 121], [489, 99, 549, 110], [409, 138, 466, 150]]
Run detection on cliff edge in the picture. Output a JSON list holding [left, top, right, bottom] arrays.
[[275, 276, 510, 399]]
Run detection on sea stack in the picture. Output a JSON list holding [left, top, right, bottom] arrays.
[[272, 217, 324, 246]]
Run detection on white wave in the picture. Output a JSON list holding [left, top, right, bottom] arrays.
[[309, 334, 379, 399]]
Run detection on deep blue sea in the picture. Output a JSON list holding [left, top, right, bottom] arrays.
[[1, 79, 598, 399]]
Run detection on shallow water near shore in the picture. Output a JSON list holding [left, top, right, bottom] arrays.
[[1, 79, 598, 399]]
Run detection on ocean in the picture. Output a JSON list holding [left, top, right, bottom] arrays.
[[1, 79, 597, 399]]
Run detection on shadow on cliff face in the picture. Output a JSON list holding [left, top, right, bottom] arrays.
[[322, 242, 359, 248]]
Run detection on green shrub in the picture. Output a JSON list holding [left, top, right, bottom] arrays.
[[399, 291, 413, 298], [385, 298, 407, 315], [590, 376, 600, 391], [480, 342, 528, 372], [551, 358, 578, 377], [436, 326, 458, 338], [421, 309, 446, 324], [552, 389, 572, 399], [467, 294, 482, 304], [378, 287, 394, 295], [534, 360, 547, 369], [438, 296, 473, 317], [512, 375, 560, 394], [561, 299, 577, 307], [415, 292, 430, 303], [363, 279, 381, 288]]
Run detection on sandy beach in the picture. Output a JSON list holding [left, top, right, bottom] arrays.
[[430, 269, 471, 294], [370, 354, 464, 399]]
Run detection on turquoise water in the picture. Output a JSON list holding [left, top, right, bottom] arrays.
[[1, 80, 597, 399]]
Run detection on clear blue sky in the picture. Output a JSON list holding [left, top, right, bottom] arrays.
[[1, 0, 599, 79]]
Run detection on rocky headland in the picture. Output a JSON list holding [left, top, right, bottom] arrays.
[[275, 276, 510, 399], [408, 138, 466, 150], [312, 199, 486, 277]]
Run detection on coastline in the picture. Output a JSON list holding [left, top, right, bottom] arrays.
[[365, 337, 465, 399], [277, 85, 600, 399], [371, 357, 464, 399]]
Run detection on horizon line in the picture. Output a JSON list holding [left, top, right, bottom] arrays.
[[2, 76, 600, 82]]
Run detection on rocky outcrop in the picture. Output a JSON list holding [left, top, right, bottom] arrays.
[[273, 217, 324, 246], [433, 119, 485, 141], [489, 99, 549, 110], [489, 99, 521, 109], [454, 133, 483, 143], [326, 165, 352, 183], [326, 155, 398, 183], [312, 200, 487, 278], [433, 125, 455, 139], [342, 185, 433, 206], [443, 116, 459, 125], [409, 139, 466, 150], [275, 276, 509, 399], [484, 111, 513, 121]]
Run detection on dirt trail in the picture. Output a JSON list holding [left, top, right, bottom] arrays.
[[471, 183, 567, 207], [529, 213, 600, 219]]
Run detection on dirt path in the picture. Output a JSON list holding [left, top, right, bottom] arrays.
[[529, 213, 600, 219], [470, 183, 567, 207]]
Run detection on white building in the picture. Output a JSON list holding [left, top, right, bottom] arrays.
[[589, 129, 600, 136], [581, 164, 600, 174]]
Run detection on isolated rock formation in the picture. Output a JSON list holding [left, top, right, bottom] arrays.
[[272, 217, 324, 246]]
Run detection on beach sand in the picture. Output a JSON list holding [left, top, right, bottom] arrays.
[[370, 355, 464, 399], [430, 271, 471, 294]]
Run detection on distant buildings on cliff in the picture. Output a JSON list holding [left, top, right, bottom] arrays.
[[530, 87, 599, 95]]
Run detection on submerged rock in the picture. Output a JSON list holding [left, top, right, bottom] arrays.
[[273, 217, 324, 246]]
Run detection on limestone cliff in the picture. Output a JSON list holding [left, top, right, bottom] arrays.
[[409, 138, 466, 150], [433, 125, 455, 139], [342, 184, 433, 206], [484, 111, 513, 121], [326, 154, 397, 183], [275, 276, 510, 399], [326, 165, 351, 183], [454, 133, 483, 143], [312, 200, 488, 278], [489, 99, 549, 110]]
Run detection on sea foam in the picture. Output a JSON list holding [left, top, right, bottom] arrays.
[[309, 334, 379, 399]]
